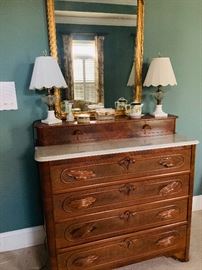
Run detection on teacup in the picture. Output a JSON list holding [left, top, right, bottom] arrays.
[[126, 102, 143, 118]]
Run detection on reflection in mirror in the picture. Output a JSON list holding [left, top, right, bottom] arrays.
[[54, 0, 137, 108], [61, 34, 104, 105]]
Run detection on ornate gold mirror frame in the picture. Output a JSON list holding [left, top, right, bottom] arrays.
[[46, 0, 144, 118]]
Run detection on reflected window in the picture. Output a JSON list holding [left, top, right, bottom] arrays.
[[72, 40, 97, 103], [62, 35, 104, 103]]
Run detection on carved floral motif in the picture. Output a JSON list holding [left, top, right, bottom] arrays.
[[61, 169, 96, 182], [67, 223, 96, 239], [158, 208, 180, 220], [159, 181, 182, 196], [62, 196, 96, 213], [159, 155, 185, 169], [73, 255, 98, 267], [156, 235, 177, 247], [159, 157, 174, 168]]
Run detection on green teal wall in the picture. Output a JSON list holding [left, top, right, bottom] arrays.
[[143, 0, 202, 195], [0, 0, 48, 233]]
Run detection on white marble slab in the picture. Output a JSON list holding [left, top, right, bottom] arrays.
[[35, 134, 199, 162]]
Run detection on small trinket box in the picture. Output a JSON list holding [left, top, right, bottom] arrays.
[[77, 113, 90, 124]]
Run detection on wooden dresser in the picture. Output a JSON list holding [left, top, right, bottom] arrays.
[[34, 115, 198, 270]]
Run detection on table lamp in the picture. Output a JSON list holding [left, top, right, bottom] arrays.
[[143, 57, 177, 117], [29, 56, 67, 125]]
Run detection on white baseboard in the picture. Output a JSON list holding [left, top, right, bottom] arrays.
[[192, 195, 202, 212], [0, 195, 202, 252], [0, 226, 45, 252]]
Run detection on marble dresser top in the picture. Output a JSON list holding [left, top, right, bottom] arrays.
[[35, 134, 199, 162]]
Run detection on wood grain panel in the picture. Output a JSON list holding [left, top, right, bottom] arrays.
[[34, 115, 177, 146], [55, 199, 188, 248], [50, 147, 191, 192], [57, 225, 187, 270], [53, 174, 189, 220]]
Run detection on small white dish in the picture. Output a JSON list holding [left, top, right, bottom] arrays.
[[129, 114, 144, 119]]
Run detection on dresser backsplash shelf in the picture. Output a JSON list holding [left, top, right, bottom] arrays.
[[34, 114, 177, 146]]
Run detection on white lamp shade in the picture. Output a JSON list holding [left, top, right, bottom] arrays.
[[143, 57, 177, 87], [29, 56, 67, 90], [127, 63, 135, 86]]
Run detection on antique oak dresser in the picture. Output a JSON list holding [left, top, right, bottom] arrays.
[[34, 115, 198, 270]]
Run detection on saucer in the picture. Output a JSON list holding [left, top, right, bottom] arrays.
[[129, 114, 144, 119]]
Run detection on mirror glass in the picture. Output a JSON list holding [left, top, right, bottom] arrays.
[[54, 0, 137, 108]]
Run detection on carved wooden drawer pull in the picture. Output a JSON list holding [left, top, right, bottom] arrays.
[[159, 157, 174, 168], [156, 235, 177, 247], [119, 157, 135, 170], [142, 124, 152, 134], [120, 239, 137, 249], [73, 129, 84, 136], [70, 223, 96, 239], [66, 169, 96, 181], [69, 196, 96, 210], [120, 210, 136, 221], [72, 129, 84, 141], [159, 181, 182, 196], [158, 208, 179, 220], [73, 255, 98, 267], [119, 183, 135, 195]]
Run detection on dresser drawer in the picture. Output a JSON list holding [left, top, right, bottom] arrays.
[[55, 198, 187, 249], [35, 116, 177, 146], [57, 225, 187, 270], [53, 174, 189, 220], [50, 147, 191, 193]]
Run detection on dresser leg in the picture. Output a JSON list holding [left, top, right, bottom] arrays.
[[171, 250, 189, 262]]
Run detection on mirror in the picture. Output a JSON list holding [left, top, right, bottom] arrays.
[[46, 0, 144, 118]]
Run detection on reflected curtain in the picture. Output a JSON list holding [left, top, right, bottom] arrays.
[[62, 35, 74, 100], [95, 36, 104, 104]]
